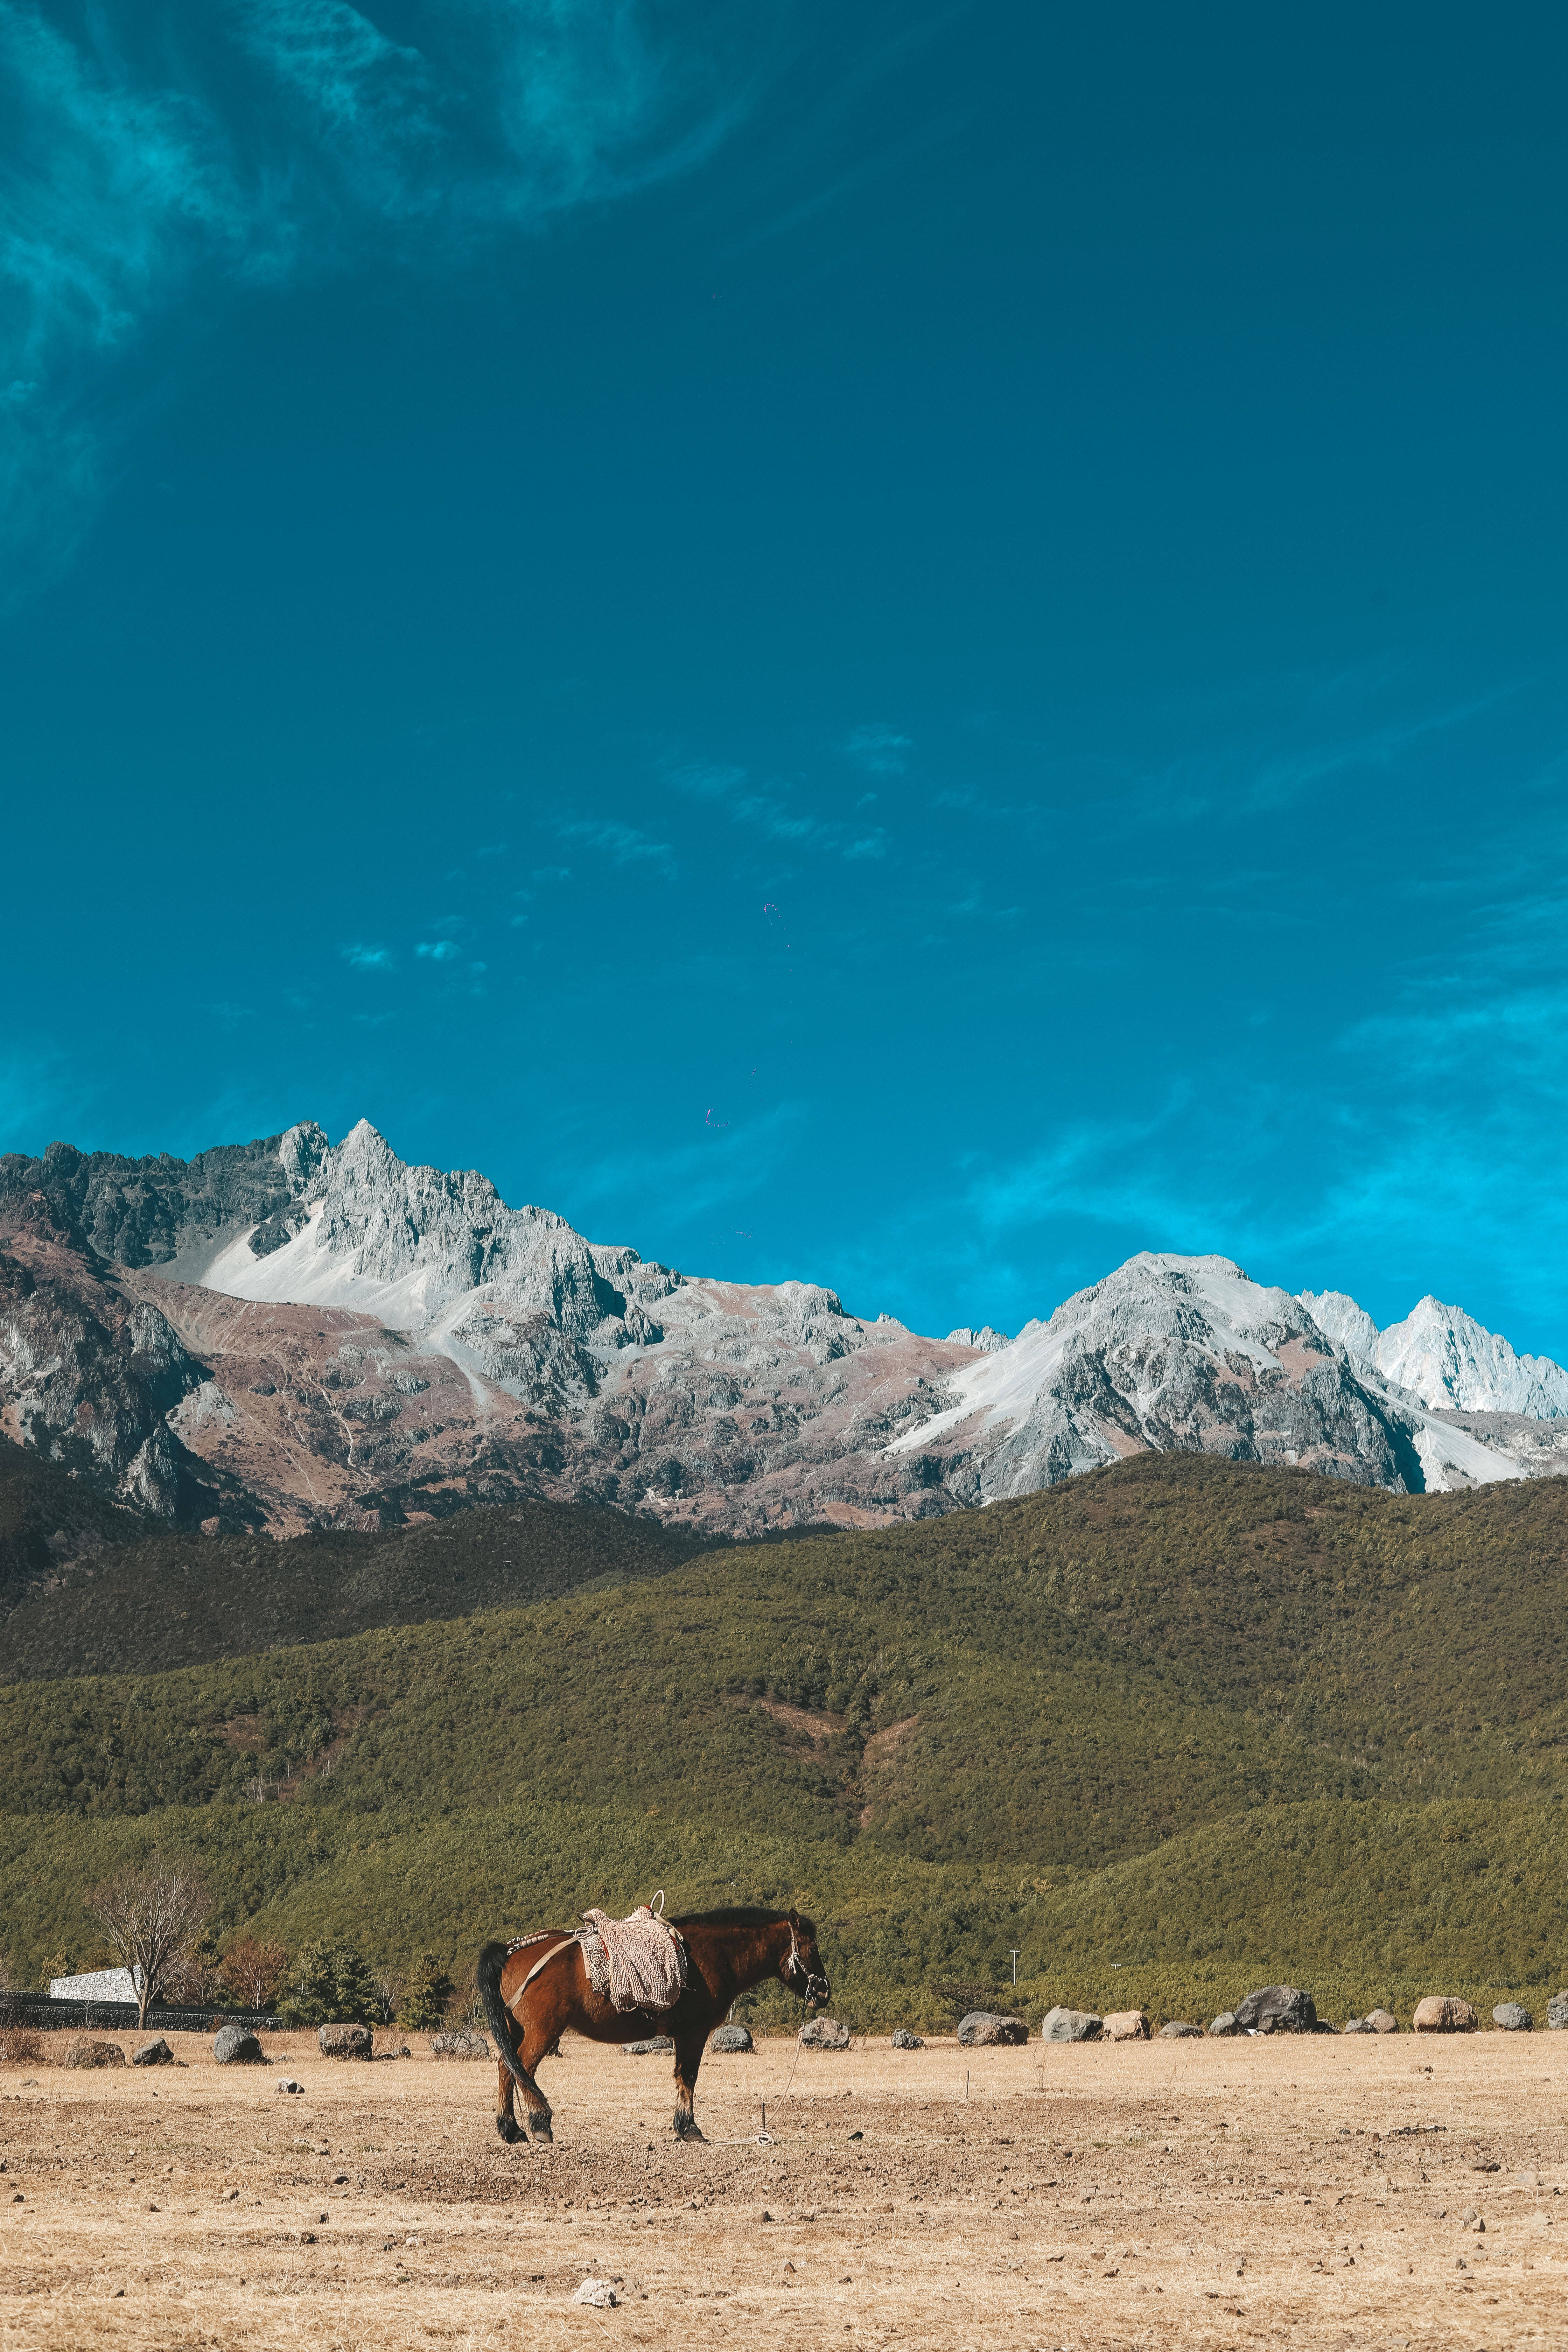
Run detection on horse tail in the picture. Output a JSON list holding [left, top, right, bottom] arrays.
[[477, 1940, 531, 2094]]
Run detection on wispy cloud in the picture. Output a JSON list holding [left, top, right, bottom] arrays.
[[415, 939, 461, 960], [341, 940, 394, 969], [559, 818, 676, 877], [671, 760, 747, 799], [1, 0, 776, 592], [844, 722, 912, 776]]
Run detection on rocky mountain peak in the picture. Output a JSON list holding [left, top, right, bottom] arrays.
[[1296, 1286, 1568, 1417], [6, 1119, 1568, 1533]]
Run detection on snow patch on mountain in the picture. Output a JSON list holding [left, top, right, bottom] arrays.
[[1298, 1288, 1568, 1417], [20, 1113, 1557, 1525], [892, 1252, 1530, 1498]]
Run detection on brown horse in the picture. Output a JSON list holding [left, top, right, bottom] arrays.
[[477, 1906, 829, 2145]]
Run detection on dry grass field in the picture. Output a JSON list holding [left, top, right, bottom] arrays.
[[2, 2028, 1566, 2350]]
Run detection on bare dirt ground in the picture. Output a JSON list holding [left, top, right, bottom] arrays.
[[2, 2029, 1566, 2349]]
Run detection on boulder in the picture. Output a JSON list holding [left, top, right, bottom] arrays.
[[1369, 2010, 1399, 2033], [428, 2029, 489, 2059], [1101, 2009, 1150, 2042], [1344, 2017, 1372, 2035], [623, 2035, 674, 2056], [132, 2037, 173, 2067], [891, 2028, 925, 2050], [1041, 2005, 1102, 2043], [1233, 1985, 1317, 2035], [214, 2026, 265, 2066], [1160, 2021, 1204, 2038], [1413, 1997, 1477, 2034], [956, 2011, 1028, 2047], [1208, 2012, 1238, 2038], [1548, 1993, 1568, 2030], [708, 2024, 752, 2054], [65, 2037, 126, 2069], [317, 2023, 373, 2060], [798, 2016, 851, 2050], [276, 2078, 304, 2094], [1492, 2003, 1532, 2032], [574, 2280, 617, 2309]]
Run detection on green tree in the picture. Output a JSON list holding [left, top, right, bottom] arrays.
[[277, 1937, 377, 2026], [398, 1952, 455, 2030]]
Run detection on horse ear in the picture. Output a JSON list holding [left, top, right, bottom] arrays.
[[788, 1907, 800, 1928]]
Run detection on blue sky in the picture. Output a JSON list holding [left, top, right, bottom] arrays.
[[4, 1, 1567, 1357]]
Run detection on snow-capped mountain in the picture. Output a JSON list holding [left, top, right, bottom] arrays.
[[3, 1118, 1565, 1533], [1299, 1289, 1568, 1418], [890, 1253, 1522, 1500]]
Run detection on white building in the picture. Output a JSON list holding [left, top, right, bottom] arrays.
[[49, 1967, 144, 2003]]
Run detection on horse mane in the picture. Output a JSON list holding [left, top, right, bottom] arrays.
[[672, 1904, 817, 1935]]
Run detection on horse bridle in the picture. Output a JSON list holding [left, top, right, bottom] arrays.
[[780, 1919, 829, 2006]]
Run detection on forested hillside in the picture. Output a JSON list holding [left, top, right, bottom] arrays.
[[3, 1454, 1564, 2026]]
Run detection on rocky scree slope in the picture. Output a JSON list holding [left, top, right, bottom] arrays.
[[2, 1121, 1565, 1537], [888, 1252, 1542, 1503]]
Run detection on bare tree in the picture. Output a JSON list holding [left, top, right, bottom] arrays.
[[371, 1964, 404, 2025], [219, 1934, 289, 2014], [88, 1858, 210, 2030]]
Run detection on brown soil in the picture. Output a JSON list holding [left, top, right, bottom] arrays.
[[1, 2030, 1564, 2346]]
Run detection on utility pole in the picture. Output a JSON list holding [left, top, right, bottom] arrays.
[[1010, 1950, 1020, 1985]]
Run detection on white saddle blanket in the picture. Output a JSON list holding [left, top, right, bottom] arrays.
[[576, 1904, 687, 2013]]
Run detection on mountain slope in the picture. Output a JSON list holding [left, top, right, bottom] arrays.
[[889, 1252, 1525, 1498], [2, 1454, 1565, 2018], [1301, 1287, 1568, 1417], [0, 1484, 731, 1681], [5, 1118, 1567, 1534]]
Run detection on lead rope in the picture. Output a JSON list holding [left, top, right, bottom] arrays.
[[776, 1923, 808, 2107]]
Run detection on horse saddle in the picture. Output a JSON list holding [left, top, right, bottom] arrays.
[[576, 1900, 687, 2013]]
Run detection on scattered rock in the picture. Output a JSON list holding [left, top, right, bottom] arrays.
[[956, 2011, 1028, 2047], [799, 2017, 851, 2050], [212, 2023, 265, 2060], [1208, 2012, 1238, 2038], [1344, 2017, 1373, 2034], [1413, 1997, 1478, 2034], [65, 2038, 125, 2070], [214, 2027, 265, 2066], [574, 2278, 618, 2308], [317, 2024, 373, 2060], [428, 2029, 489, 2059], [1234, 1985, 1317, 2035], [1369, 2009, 1398, 2033], [1548, 1992, 1568, 2030], [1101, 2009, 1150, 2042], [276, 2078, 303, 2094], [708, 2024, 752, 2053], [623, 2036, 674, 2056], [1040, 2006, 1102, 2043], [1160, 2021, 1204, 2038], [132, 2038, 173, 2067], [1492, 2003, 1532, 2032], [891, 2028, 925, 2050]]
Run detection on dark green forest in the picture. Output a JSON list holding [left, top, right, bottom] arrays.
[[4, 1452, 1565, 2029]]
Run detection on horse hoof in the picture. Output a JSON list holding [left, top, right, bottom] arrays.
[[527, 2123, 554, 2146], [676, 2123, 707, 2145], [495, 2115, 523, 2146]]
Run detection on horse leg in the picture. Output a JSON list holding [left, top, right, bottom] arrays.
[[489, 1991, 551, 2147], [512, 2014, 560, 2146], [494, 2056, 524, 2147], [671, 2030, 708, 2143]]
